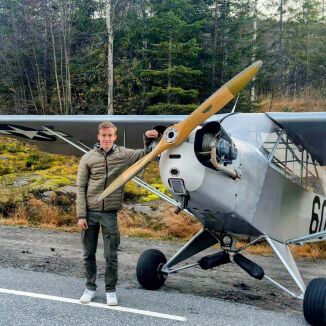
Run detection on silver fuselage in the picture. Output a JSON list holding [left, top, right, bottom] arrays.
[[160, 130, 326, 243]]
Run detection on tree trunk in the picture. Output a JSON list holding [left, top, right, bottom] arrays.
[[220, 0, 228, 84], [212, 0, 218, 91], [251, 0, 257, 101], [62, 0, 72, 114], [42, 0, 49, 109], [23, 4, 46, 114], [24, 68, 38, 114], [279, 0, 284, 96], [306, 30, 310, 85], [50, 18, 63, 115], [32, 43, 46, 114], [167, 30, 172, 104], [106, 0, 114, 115]]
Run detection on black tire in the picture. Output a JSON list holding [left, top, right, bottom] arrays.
[[303, 278, 326, 325], [136, 249, 167, 290]]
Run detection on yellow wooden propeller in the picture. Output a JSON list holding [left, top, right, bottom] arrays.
[[98, 60, 262, 201]]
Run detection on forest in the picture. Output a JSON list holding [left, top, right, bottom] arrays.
[[0, 0, 325, 115]]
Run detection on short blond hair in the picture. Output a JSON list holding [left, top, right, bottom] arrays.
[[98, 121, 117, 134]]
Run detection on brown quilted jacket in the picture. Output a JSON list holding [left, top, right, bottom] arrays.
[[76, 140, 150, 218]]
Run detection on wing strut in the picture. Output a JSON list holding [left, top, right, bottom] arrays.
[[43, 126, 90, 153], [285, 230, 326, 244]]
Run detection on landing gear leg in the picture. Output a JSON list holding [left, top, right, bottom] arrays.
[[136, 228, 219, 290], [161, 228, 219, 273]]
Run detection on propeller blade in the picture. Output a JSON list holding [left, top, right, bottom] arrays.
[[165, 60, 263, 146], [98, 60, 262, 200]]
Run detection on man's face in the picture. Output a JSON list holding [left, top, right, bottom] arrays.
[[97, 127, 117, 151]]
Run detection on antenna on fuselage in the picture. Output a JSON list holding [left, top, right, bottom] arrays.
[[231, 94, 240, 113]]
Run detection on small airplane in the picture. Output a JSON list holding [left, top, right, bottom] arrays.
[[0, 61, 325, 325]]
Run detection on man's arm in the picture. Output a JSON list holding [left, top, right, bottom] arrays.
[[125, 130, 159, 165]]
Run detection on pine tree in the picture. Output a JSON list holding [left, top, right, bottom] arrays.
[[140, 0, 210, 114]]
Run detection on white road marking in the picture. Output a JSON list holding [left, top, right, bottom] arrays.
[[0, 287, 186, 322]]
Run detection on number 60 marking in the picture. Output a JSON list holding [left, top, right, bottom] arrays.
[[310, 195, 326, 234]]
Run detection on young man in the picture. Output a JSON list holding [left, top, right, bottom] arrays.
[[76, 121, 158, 305]]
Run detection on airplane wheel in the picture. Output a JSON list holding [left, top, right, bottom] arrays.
[[303, 278, 326, 325], [136, 249, 167, 290]]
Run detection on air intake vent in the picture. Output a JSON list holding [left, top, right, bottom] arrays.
[[169, 154, 181, 159]]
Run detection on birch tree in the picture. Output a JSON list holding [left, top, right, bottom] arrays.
[[106, 0, 114, 115]]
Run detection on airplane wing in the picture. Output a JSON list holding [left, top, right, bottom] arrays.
[[0, 115, 193, 155], [0, 114, 232, 156], [1, 113, 324, 161], [267, 112, 326, 166]]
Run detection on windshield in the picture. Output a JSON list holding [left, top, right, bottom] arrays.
[[221, 113, 282, 158]]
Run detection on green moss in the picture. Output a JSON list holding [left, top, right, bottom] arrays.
[[0, 138, 27, 154], [0, 137, 78, 197], [24, 151, 55, 171], [141, 194, 159, 202]]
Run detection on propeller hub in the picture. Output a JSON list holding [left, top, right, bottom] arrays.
[[164, 127, 178, 143]]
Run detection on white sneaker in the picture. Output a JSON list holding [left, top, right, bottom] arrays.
[[80, 289, 96, 304], [106, 291, 118, 306]]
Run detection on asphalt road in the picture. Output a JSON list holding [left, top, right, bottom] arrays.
[[0, 266, 307, 326]]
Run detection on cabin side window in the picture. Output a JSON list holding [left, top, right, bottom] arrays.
[[261, 128, 283, 159], [303, 153, 326, 196], [269, 132, 325, 196]]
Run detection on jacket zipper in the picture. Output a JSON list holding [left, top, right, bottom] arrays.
[[102, 153, 109, 212]]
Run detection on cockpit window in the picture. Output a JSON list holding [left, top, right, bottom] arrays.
[[269, 131, 325, 196], [221, 113, 281, 158], [221, 113, 326, 195]]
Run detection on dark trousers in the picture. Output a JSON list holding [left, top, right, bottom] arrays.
[[81, 210, 120, 292]]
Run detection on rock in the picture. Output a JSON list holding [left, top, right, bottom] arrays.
[[41, 191, 54, 203], [133, 204, 153, 215], [56, 186, 77, 196], [40, 186, 76, 206], [54, 186, 76, 209], [13, 178, 30, 187], [124, 203, 161, 218]]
